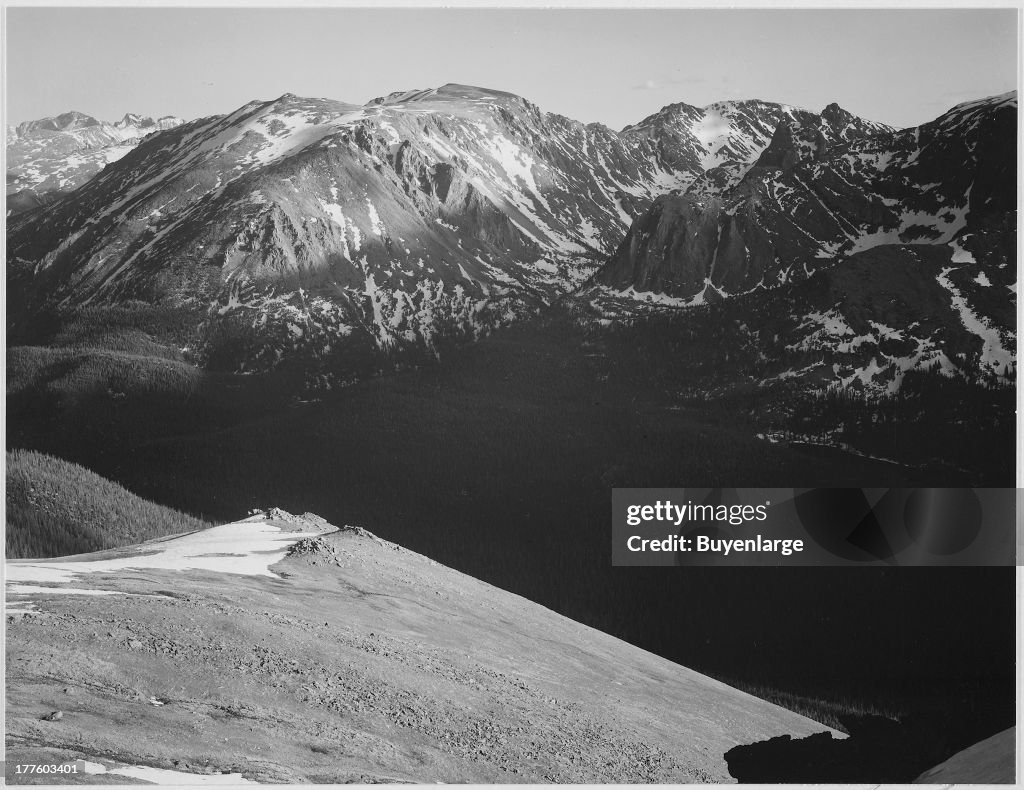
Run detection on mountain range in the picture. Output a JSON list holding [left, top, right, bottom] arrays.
[[8, 87, 820, 370], [5, 83, 1016, 457], [6, 111, 184, 216], [585, 92, 1015, 390]]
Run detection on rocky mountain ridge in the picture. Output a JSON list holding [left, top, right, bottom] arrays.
[[7, 111, 182, 142], [594, 92, 1014, 301], [8, 85, 823, 379], [624, 98, 892, 195], [585, 91, 1016, 394], [6, 110, 184, 216]]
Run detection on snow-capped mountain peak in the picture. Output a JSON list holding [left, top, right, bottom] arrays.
[[6, 109, 186, 215]]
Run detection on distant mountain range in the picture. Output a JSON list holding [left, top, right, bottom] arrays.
[[6, 84, 1016, 396], [6, 111, 184, 215]]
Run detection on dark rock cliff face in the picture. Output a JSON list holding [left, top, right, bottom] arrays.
[[601, 195, 752, 299], [752, 102, 887, 172], [754, 111, 827, 170]]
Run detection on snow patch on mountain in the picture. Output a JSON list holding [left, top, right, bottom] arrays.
[[6, 514, 335, 601], [78, 761, 256, 785], [937, 266, 1014, 377]]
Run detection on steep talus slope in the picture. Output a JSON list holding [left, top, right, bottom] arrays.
[[595, 92, 1015, 301], [7, 86, 801, 379], [6, 112, 184, 216], [6, 510, 832, 783]]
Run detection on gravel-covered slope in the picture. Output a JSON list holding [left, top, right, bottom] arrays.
[[914, 726, 1015, 784], [6, 510, 832, 783]]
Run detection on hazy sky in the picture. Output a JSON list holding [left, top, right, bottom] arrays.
[[5, 7, 1018, 130]]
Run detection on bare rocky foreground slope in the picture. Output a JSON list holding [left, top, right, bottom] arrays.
[[6, 510, 832, 783]]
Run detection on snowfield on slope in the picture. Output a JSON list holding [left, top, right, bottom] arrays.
[[6, 512, 336, 592], [78, 759, 256, 785]]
